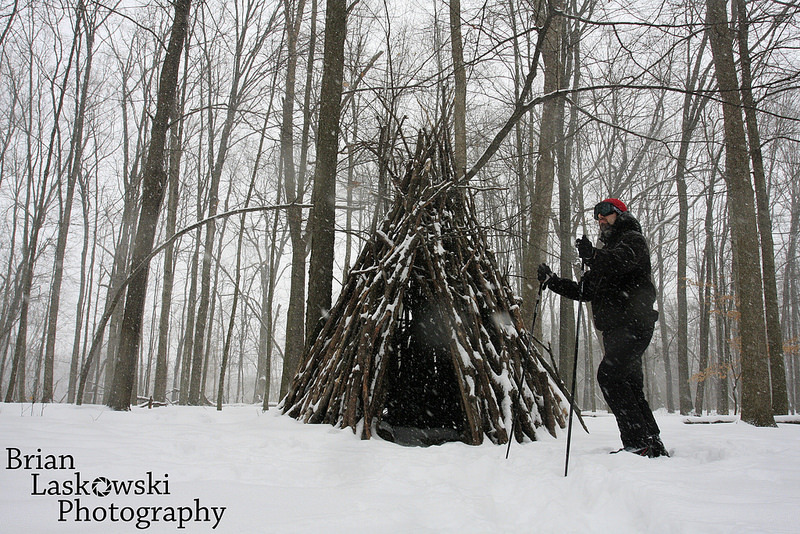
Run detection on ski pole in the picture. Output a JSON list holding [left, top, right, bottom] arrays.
[[506, 281, 544, 459], [564, 259, 586, 477]]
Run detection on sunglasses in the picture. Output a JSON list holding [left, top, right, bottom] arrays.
[[593, 202, 619, 220]]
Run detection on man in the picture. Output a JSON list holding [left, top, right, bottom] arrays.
[[537, 198, 668, 458]]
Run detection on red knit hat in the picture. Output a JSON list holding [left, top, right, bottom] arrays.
[[593, 198, 627, 220], [602, 198, 627, 213]]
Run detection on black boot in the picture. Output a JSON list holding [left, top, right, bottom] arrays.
[[610, 437, 669, 458], [647, 435, 669, 458]]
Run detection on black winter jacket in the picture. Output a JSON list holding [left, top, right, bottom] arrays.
[[547, 212, 659, 332]]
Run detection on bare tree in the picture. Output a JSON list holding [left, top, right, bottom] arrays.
[[152, 45, 189, 404], [735, 0, 788, 414], [218, 91, 278, 410], [556, 0, 578, 391], [449, 0, 466, 178], [5, 3, 79, 402], [101, 28, 162, 404], [705, 0, 774, 427], [0, 0, 19, 49], [42, 0, 104, 402], [694, 168, 717, 413], [107, 0, 192, 411], [185, 0, 279, 405], [279, 0, 311, 398], [783, 167, 800, 412], [675, 29, 712, 415], [522, 0, 562, 324], [305, 0, 347, 344]]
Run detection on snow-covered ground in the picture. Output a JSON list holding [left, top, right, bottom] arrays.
[[1, 403, 797, 533]]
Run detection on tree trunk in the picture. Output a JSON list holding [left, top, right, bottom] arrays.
[[101, 182, 138, 404], [218, 213, 247, 410], [507, 0, 529, 301], [279, 0, 312, 398], [43, 3, 94, 402], [716, 225, 731, 415], [179, 235, 200, 404], [449, 0, 466, 179], [103, 46, 158, 404], [735, 0, 788, 414], [655, 224, 675, 412], [675, 30, 712, 415], [695, 185, 716, 413], [556, 6, 575, 392], [705, 0, 774, 427], [107, 0, 192, 411], [67, 174, 94, 403], [218, 100, 274, 410], [782, 180, 799, 412], [522, 0, 561, 321], [258, 159, 287, 407], [675, 149, 692, 415], [0, 199, 21, 397], [258, 224, 281, 408], [306, 0, 347, 343], [153, 75, 186, 403]]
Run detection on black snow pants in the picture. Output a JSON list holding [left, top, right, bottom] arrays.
[[597, 323, 661, 449]]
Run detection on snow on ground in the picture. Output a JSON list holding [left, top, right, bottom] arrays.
[[1, 403, 798, 533]]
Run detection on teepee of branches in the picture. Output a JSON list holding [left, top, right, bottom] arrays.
[[281, 130, 568, 446]]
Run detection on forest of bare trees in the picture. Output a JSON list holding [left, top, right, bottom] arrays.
[[1, 0, 799, 423]]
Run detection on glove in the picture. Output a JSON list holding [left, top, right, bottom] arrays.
[[576, 235, 595, 260], [537, 263, 554, 288]]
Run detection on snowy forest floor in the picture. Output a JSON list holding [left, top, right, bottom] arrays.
[[1, 403, 798, 533]]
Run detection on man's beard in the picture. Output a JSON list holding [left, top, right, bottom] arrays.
[[599, 222, 615, 242]]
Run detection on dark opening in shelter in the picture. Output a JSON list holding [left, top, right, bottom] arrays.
[[378, 282, 467, 446]]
